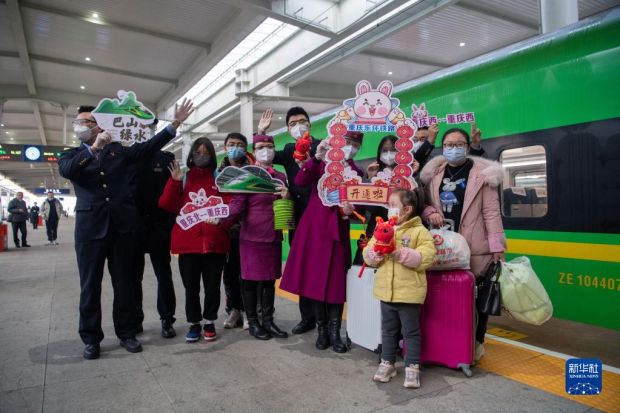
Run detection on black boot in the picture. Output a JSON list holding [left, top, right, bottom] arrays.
[[242, 283, 271, 340], [315, 321, 330, 350], [314, 301, 329, 350], [261, 283, 288, 338], [328, 303, 347, 353]]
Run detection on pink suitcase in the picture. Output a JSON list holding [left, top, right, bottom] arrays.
[[419, 269, 476, 377]]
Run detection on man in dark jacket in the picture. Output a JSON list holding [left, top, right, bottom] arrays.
[[58, 99, 193, 360], [29, 202, 40, 229], [257, 107, 320, 335], [132, 149, 177, 338], [8, 192, 30, 248]]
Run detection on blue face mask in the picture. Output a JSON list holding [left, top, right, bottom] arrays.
[[227, 147, 246, 160], [443, 146, 468, 164]]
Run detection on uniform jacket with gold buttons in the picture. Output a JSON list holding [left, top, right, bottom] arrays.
[[58, 128, 175, 242]]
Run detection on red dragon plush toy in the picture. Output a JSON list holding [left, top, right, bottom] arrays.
[[372, 216, 397, 255], [293, 131, 312, 161], [358, 216, 397, 277]]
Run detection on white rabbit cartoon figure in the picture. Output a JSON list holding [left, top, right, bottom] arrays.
[[189, 188, 209, 207], [440, 177, 466, 213], [411, 103, 428, 120], [346, 80, 399, 124]]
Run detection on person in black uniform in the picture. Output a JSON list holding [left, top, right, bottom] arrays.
[[29, 202, 40, 229], [256, 107, 319, 335], [58, 99, 193, 360], [132, 145, 177, 339]]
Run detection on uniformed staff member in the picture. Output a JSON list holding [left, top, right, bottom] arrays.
[[58, 99, 194, 360], [132, 148, 177, 339]]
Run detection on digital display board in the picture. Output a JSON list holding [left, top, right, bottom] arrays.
[[0, 144, 74, 162]]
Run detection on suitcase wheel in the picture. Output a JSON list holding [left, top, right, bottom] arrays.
[[458, 364, 473, 378]]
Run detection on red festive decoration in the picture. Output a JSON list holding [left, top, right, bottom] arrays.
[[293, 131, 312, 161]]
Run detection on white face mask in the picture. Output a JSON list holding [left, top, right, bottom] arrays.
[[413, 141, 423, 153], [387, 207, 400, 220], [74, 125, 94, 143], [342, 145, 358, 160], [255, 148, 275, 164], [290, 123, 308, 140], [380, 151, 395, 166]]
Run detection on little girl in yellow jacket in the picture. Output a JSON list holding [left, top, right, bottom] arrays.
[[363, 188, 436, 389]]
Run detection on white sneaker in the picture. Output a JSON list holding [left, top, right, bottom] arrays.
[[475, 341, 485, 362], [54, 241, 59, 245], [373, 360, 397, 383], [242, 312, 249, 330], [223, 309, 242, 329], [404, 364, 421, 389], [46, 241, 53, 245]]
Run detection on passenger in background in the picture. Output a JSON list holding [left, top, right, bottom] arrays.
[[41, 191, 62, 245], [257, 107, 320, 336], [59, 100, 193, 360], [363, 188, 436, 389], [158, 137, 230, 343], [8, 192, 29, 248], [217, 132, 255, 330], [222, 134, 289, 340], [280, 131, 364, 353], [29, 202, 40, 229], [420, 127, 505, 361], [133, 145, 177, 339]]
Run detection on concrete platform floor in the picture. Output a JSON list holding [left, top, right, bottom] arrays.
[[0, 219, 606, 412]]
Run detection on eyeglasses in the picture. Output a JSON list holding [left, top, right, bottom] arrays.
[[412, 137, 426, 143], [288, 119, 309, 128], [443, 142, 468, 149], [72, 119, 97, 127], [225, 143, 246, 148]]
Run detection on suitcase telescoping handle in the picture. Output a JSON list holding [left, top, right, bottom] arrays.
[[429, 218, 455, 231]]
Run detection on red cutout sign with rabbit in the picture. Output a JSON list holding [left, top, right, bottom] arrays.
[[318, 80, 418, 207]]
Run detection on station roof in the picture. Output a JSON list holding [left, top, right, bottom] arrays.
[[0, 0, 617, 192]]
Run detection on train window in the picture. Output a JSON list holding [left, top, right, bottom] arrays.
[[500, 145, 548, 218]]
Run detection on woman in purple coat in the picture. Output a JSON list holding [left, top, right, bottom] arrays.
[[280, 131, 364, 353], [225, 134, 290, 340]]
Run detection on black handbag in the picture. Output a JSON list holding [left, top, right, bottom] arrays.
[[476, 261, 502, 316]]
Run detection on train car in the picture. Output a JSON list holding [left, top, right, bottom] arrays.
[[275, 7, 620, 331]]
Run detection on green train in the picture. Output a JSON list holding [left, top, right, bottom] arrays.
[[273, 7, 620, 331]]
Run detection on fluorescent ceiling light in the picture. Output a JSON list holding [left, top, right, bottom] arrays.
[[182, 18, 297, 107]]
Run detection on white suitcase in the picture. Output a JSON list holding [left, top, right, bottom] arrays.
[[346, 265, 382, 352]]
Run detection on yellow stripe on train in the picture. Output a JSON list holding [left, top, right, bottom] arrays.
[[349, 230, 620, 263]]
